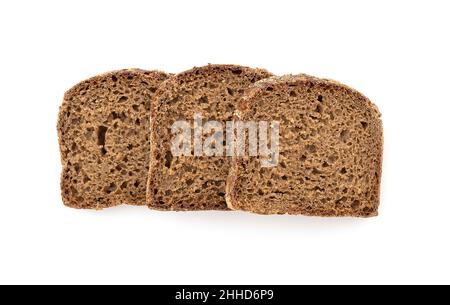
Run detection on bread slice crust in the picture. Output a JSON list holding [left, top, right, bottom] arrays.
[[147, 64, 273, 211], [58, 69, 170, 209], [226, 75, 383, 217]]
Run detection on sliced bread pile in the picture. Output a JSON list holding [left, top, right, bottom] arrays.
[[58, 65, 382, 216]]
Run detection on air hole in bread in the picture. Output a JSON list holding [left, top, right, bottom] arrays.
[[104, 183, 117, 194], [163, 152, 173, 169], [340, 129, 349, 142], [363, 206, 372, 214], [97, 126, 108, 146], [335, 197, 346, 205], [351, 200, 361, 209], [120, 181, 128, 190], [198, 96, 208, 104], [328, 154, 338, 163], [313, 186, 325, 192], [306, 144, 317, 153], [231, 68, 242, 75]]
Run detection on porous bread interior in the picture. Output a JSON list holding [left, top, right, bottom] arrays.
[[226, 75, 382, 217], [58, 69, 169, 209], [148, 64, 273, 211]]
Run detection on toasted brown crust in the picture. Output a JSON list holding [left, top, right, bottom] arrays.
[[226, 75, 383, 217], [58, 69, 170, 209], [147, 64, 273, 211]]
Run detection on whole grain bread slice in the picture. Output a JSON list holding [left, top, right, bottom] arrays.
[[147, 64, 273, 211], [226, 75, 383, 217], [58, 69, 170, 209]]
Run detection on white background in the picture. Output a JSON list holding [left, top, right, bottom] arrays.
[[0, 0, 449, 285]]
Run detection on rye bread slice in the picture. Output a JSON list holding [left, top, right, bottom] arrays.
[[58, 69, 170, 209], [226, 75, 383, 217], [147, 64, 273, 211]]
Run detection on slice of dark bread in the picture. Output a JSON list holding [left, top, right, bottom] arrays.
[[226, 75, 383, 217], [58, 69, 170, 209], [147, 64, 273, 211]]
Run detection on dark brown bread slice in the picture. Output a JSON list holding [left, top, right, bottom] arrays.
[[226, 75, 383, 217], [58, 69, 170, 209], [147, 64, 273, 211]]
